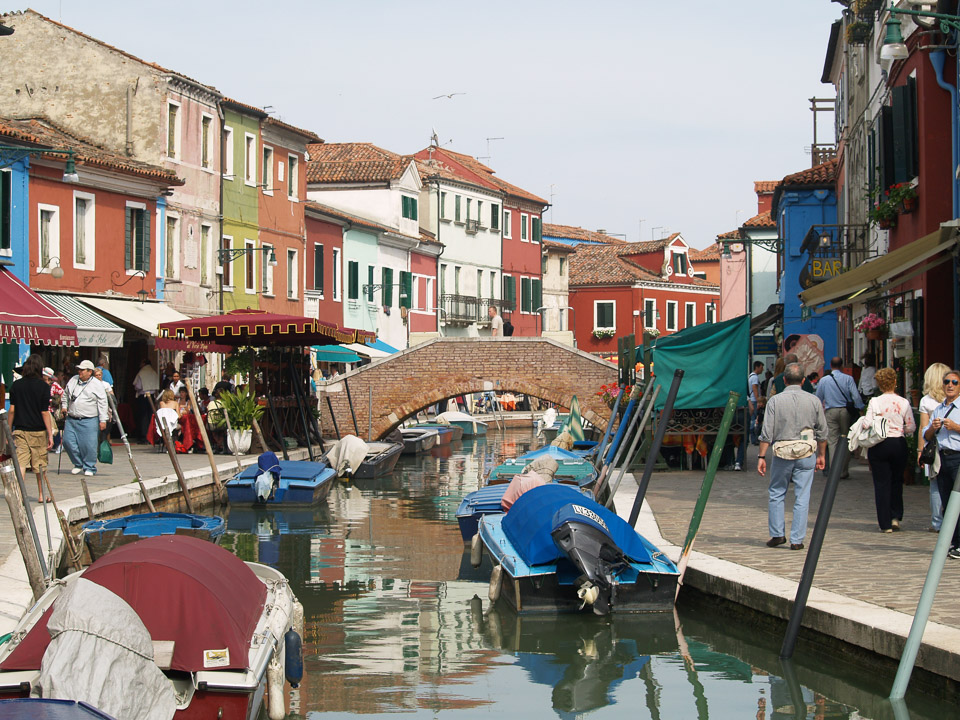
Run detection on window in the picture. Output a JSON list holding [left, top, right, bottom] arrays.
[[477, 201, 483, 226], [0, 170, 11, 252], [502, 274, 515, 311], [244, 134, 257, 186], [262, 243, 274, 296], [440, 192, 447, 220], [532, 278, 542, 313], [541, 254, 547, 274], [262, 146, 274, 194], [489, 271, 496, 300], [125, 203, 150, 273], [425, 277, 434, 312], [166, 102, 180, 159], [520, 213, 528, 241], [164, 215, 179, 280], [644, 299, 656, 329], [454, 266, 461, 294], [223, 126, 234, 178], [201, 115, 213, 169], [466, 198, 472, 221], [559, 257, 566, 276], [455, 195, 462, 222], [503, 210, 512, 239], [347, 260, 360, 300], [38, 205, 59, 270], [287, 249, 297, 299], [244, 239, 256, 293], [491, 203, 500, 230], [399, 270, 412, 309], [878, 77, 919, 190], [332, 248, 341, 301], [685, 302, 696, 328], [220, 236, 233, 288], [476, 269, 483, 298], [521, 276, 532, 313], [288, 155, 299, 199], [531, 216, 541, 243], [200, 224, 211, 285], [401, 195, 418, 220], [672, 252, 688, 276], [313, 243, 324, 293], [382, 267, 394, 306], [439, 263, 447, 296], [666, 301, 678, 331], [367, 265, 375, 302], [73, 192, 95, 270], [594, 300, 615, 331], [706, 303, 716, 323]]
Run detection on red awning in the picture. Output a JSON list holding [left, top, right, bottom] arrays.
[[155, 308, 375, 352], [0, 267, 78, 346]]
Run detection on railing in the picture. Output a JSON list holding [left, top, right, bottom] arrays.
[[465, 219, 480, 234], [440, 294, 512, 325]]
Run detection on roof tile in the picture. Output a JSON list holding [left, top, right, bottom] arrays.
[[542, 223, 628, 245], [417, 147, 547, 205], [742, 211, 776, 229], [306, 142, 414, 184], [754, 181, 778, 194]]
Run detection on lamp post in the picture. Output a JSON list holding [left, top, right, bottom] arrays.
[[882, 3, 960, 63], [33, 256, 64, 280], [217, 246, 277, 314], [0, 145, 79, 183], [110, 269, 150, 304]]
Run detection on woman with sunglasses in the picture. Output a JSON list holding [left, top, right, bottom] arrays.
[[923, 370, 960, 558]]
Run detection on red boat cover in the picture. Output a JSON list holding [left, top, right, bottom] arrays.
[[0, 536, 267, 673], [0, 268, 78, 346]]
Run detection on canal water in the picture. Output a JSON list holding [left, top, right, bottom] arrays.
[[221, 428, 947, 719]]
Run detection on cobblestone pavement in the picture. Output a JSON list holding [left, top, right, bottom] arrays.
[[642, 444, 960, 629]]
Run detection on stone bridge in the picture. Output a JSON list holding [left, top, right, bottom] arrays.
[[317, 337, 619, 441]]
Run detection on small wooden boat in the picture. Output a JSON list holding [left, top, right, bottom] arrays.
[[479, 484, 678, 615], [81, 512, 225, 560], [435, 411, 488, 437], [400, 427, 439, 455], [353, 441, 404, 479], [413, 422, 462, 442], [227, 456, 337, 505]]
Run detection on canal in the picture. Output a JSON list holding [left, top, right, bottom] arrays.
[[221, 428, 949, 719]]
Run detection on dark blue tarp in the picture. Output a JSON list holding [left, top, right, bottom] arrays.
[[236, 460, 331, 481], [502, 485, 652, 566]]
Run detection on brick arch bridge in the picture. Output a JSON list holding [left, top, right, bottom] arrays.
[[318, 337, 619, 441]]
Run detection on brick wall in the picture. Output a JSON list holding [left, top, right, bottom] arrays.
[[318, 337, 618, 440]]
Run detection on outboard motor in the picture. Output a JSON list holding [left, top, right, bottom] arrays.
[[552, 519, 628, 616], [284, 627, 304, 688]]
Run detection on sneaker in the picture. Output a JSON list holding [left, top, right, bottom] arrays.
[[766, 536, 786, 548], [891, 519, 900, 531], [790, 543, 805, 551], [83, 470, 95, 477], [947, 547, 960, 560], [71, 468, 82, 475], [880, 528, 893, 533], [734, 463, 742, 471]]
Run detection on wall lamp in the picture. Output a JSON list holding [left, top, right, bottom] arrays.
[[111, 269, 150, 304], [882, 2, 960, 62], [217, 246, 278, 268], [362, 283, 409, 301], [34, 256, 64, 279], [0, 145, 79, 182]]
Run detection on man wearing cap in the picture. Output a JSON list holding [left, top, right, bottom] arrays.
[[61, 360, 108, 476]]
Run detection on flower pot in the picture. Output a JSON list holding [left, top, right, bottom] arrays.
[[899, 196, 917, 214], [910, 389, 920, 407], [227, 428, 252, 454], [865, 329, 884, 341], [877, 216, 897, 230]]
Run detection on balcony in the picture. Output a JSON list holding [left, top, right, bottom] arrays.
[[465, 219, 480, 235], [440, 294, 512, 325]]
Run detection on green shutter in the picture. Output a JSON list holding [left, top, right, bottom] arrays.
[[125, 208, 133, 270], [491, 203, 499, 230], [503, 275, 515, 310], [348, 261, 359, 299], [142, 209, 151, 272], [400, 271, 412, 309], [0, 171, 10, 251], [382, 267, 394, 306], [521, 277, 531, 313], [412, 198, 418, 221], [532, 278, 542, 311], [367, 266, 375, 302], [532, 217, 541, 243]]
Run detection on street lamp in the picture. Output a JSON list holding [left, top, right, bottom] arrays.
[[216, 246, 278, 314], [34, 256, 64, 279], [0, 145, 79, 183], [882, 2, 960, 62]]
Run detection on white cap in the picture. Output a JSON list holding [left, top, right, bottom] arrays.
[[42, 367, 55, 377], [77, 360, 95, 371]]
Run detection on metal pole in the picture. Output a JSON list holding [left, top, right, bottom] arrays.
[[605, 385, 661, 505], [325, 394, 341, 441], [344, 378, 360, 435], [158, 416, 196, 514], [0, 413, 48, 578], [889, 461, 960, 698], [674, 392, 739, 600], [593, 387, 625, 471], [780, 442, 846, 659], [266, 395, 290, 461], [629, 369, 684, 526], [107, 391, 155, 512], [183, 379, 223, 501]]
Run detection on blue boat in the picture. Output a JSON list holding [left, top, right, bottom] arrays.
[[0, 699, 117, 719], [479, 484, 678, 615], [226, 455, 337, 505], [456, 484, 510, 541], [487, 446, 598, 488], [412, 423, 463, 442], [435, 411, 488, 437], [81, 512, 225, 560]]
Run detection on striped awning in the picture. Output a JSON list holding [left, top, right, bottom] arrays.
[[38, 292, 124, 347], [0, 268, 77, 346]]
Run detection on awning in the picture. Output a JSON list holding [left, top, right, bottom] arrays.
[[0, 268, 78, 346], [750, 303, 783, 335], [343, 340, 394, 359], [38, 292, 124, 348], [79, 296, 192, 337], [312, 345, 361, 363], [800, 221, 959, 312]]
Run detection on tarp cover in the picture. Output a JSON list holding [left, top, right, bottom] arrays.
[[1, 536, 266, 673], [234, 459, 332, 483], [37, 579, 177, 720], [501, 485, 652, 566], [649, 315, 750, 409], [325, 435, 369, 476], [518, 445, 583, 462]]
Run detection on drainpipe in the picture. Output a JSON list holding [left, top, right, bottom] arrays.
[[433, 178, 445, 333], [126, 85, 134, 157], [217, 101, 226, 316], [930, 50, 960, 367]]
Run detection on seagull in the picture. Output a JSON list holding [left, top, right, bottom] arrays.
[[433, 92, 465, 100]]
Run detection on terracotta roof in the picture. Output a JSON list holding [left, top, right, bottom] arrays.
[[264, 117, 322, 143], [618, 238, 671, 253], [569, 243, 718, 289], [304, 201, 422, 244], [716, 229, 740, 241], [742, 211, 776, 229], [417, 147, 547, 205], [690, 243, 722, 261], [415, 158, 494, 193], [543, 239, 575, 253], [221, 97, 268, 119], [542, 223, 627, 245], [781, 158, 839, 187], [306, 142, 414, 184], [0, 116, 183, 185], [754, 181, 778, 194]]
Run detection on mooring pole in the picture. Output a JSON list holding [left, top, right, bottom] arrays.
[[780, 442, 845, 659], [592, 384, 644, 502], [266, 395, 290, 460], [674, 391, 739, 600], [107, 391, 156, 512], [593, 386, 624, 471], [889, 461, 960, 698], [288, 361, 315, 461], [158, 416, 196, 514], [368, 386, 373, 442], [343, 378, 360, 435], [183, 380, 223, 502], [0, 413, 48, 582], [605, 385, 661, 506], [325, 394, 341, 441], [628, 369, 684, 526]]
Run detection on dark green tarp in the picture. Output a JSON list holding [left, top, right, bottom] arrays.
[[648, 315, 750, 410]]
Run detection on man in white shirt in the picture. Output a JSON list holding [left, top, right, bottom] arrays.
[[133, 358, 160, 440], [488, 306, 504, 337], [61, 360, 108, 476]]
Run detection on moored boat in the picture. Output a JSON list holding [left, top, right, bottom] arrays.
[[413, 422, 462, 442], [399, 427, 439, 455], [487, 446, 597, 488], [227, 454, 337, 505], [456, 484, 509, 542], [0, 699, 118, 719], [81, 512, 225, 560], [435, 411, 488, 437], [353, 441, 404, 479]]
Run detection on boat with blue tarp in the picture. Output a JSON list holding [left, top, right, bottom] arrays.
[[478, 484, 678, 615], [81, 512, 226, 560], [227, 453, 336, 505], [0, 699, 117, 719]]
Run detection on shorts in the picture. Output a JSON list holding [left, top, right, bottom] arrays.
[[13, 429, 49, 473]]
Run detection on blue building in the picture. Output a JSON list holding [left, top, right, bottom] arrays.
[[771, 158, 839, 374], [0, 151, 32, 378]]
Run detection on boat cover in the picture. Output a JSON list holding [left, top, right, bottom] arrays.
[[234, 460, 331, 483], [0, 699, 118, 719], [500, 472, 549, 511], [502, 485, 652, 566], [37, 578, 177, 720], [325, 435, 368, 476], [1, 536, 267, 673], [518, 445, 582, 462]]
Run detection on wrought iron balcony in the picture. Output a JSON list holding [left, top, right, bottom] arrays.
[[440, 294, 513, 325]]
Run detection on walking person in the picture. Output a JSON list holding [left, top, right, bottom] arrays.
[[42, 366, 64, 454], [735, 360, 764, 470], [816, 356, 864, 479], [8, 354, 55, 502], [864, 368, 915, 533], [488, 305, 503, 337], [61, 359, 108, 476], [922, 369, 960, 558], [133, 358, 159, 440], [918, 362, 951, 532], [757, 362, 828, 550], [858, 354, 878, 405]]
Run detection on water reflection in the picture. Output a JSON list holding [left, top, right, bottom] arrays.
[[219, 429, 949, 719]]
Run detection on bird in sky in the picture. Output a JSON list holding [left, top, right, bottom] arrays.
[[433, 92, 465, 100]]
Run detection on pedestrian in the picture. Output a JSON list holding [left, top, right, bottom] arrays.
[[806, 372, 819, 388], [61, 359, 108, 476], [816, 356, 864, 479], [735, 360, 764, 471], [922, 368, 960, 558], [96, 354, 115, 387], [213, 371, 234, 397], [488, 305, 503, 337], [133, 358, 159, 440], [767, 353, 816, 397], [858, 354, 878, 405], [864, 368, 915, 532], [757, 362, 828, 550], [918, 362, 951, 532], [8, 354, 55, 502]]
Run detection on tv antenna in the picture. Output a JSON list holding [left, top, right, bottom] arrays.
[[549, 184, 558, 223], [478, 137, 504, 163]]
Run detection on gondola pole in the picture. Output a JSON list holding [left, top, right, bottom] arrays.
[[158, 416, 195, 514], [266, 395, 290, 460], [219, 404, 244, 475], [343, 378, 360, 435], [604, 384, 661, 506], [183, 379, 224, 502], [288, 360, 316, 461], [107, 390, 156, 513], [591, 384, 644, 502], [40, 468, 83, 573], [324, 394, 341, 441], [592, 387, 624, 472]]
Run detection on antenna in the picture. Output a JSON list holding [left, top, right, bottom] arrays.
[[638, 218, 644, 243], [549, 184, 558, 223], [477, 137, 504, 163]]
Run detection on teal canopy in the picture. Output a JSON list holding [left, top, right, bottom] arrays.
[[312, 345, 361, 363], [649, 315, 750, 410]]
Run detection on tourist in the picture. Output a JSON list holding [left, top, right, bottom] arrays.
[[922, 369, 960, 558], [154, 389, 181, 442], [918, 362, 951, 532], [488, 305, 503, 337], [858, 354, 878, 405], [8, 354, 55, 502], [42, 366, 64, 454], [748, 360, 763, 444], [96, 354, 115, 387], [816, 356, 863, 479], [864, 368, 915, 533], [757, 362, 828, 550], [767, 353, 816, 397], [61, 359, 108, 477], [806, 372, 820, 388], [168, 370, 184, 396], [133, 358, 159, 440], [213, 371, 234, 397], [197, 387, 211, 413]]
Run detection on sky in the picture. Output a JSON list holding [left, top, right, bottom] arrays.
[[13, 1, 843, 249]]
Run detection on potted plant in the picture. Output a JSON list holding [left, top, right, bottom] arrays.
[[902, 351, 923, 405], [210, 387, 265, 454], [868, 192, 898, 229], [592, 328, 616, 340], [846, 21, 871, 44], [596, 382, 630, 411], [887, 182, 918, 214], [855, 312, 887, 340], [854, 0, 882, 19]]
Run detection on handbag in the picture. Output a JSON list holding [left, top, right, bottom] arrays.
[[829, 374, 859, 419], [920, 406, 954, 466], [98, 437, 113, 464]]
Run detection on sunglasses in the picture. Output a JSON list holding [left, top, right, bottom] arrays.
[[945, 379, 960, 386]]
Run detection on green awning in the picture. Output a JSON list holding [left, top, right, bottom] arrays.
[[312, 345, 361, 363]]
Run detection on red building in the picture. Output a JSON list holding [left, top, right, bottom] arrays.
[[304, 203, 346, 329]]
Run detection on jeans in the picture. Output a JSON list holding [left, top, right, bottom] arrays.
[[63, 416, 99, 474], [867, 437, 906, 530], [929, 473, 942, 531], [936, 451, 960, 549], [825, 407, 852, 476], [768, 453, 816, 545]]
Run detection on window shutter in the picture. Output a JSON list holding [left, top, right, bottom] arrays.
[[532, 278, 542, 311], [125, 208, 133, 270], [142, 210, 151, 272], [880, 106, 895, 193], [367, 266, 375, 302], [892, 84, 910, 185], [532, 217, 541, 243], [348, 262, 359, 299], [521, 277, 531, 313], [503, 275, 515, 310], [0, 171, 11, 251], [412, 198, 418, 221], [382, 267, 394, 306], [400, 271, 412, 309], [314, 245, 324, 293]]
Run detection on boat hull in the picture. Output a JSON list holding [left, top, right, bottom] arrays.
[[353, 442, 403, 479], [226, 460, 336, 505], [82, 513, 225, 561], [400, 428, 439, 455], [414, 423, 463, 442]]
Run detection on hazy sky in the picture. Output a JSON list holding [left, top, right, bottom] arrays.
[[15, 1, 842, 249]]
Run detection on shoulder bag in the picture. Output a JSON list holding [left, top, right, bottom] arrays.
[[829, 373, 858, 420]]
